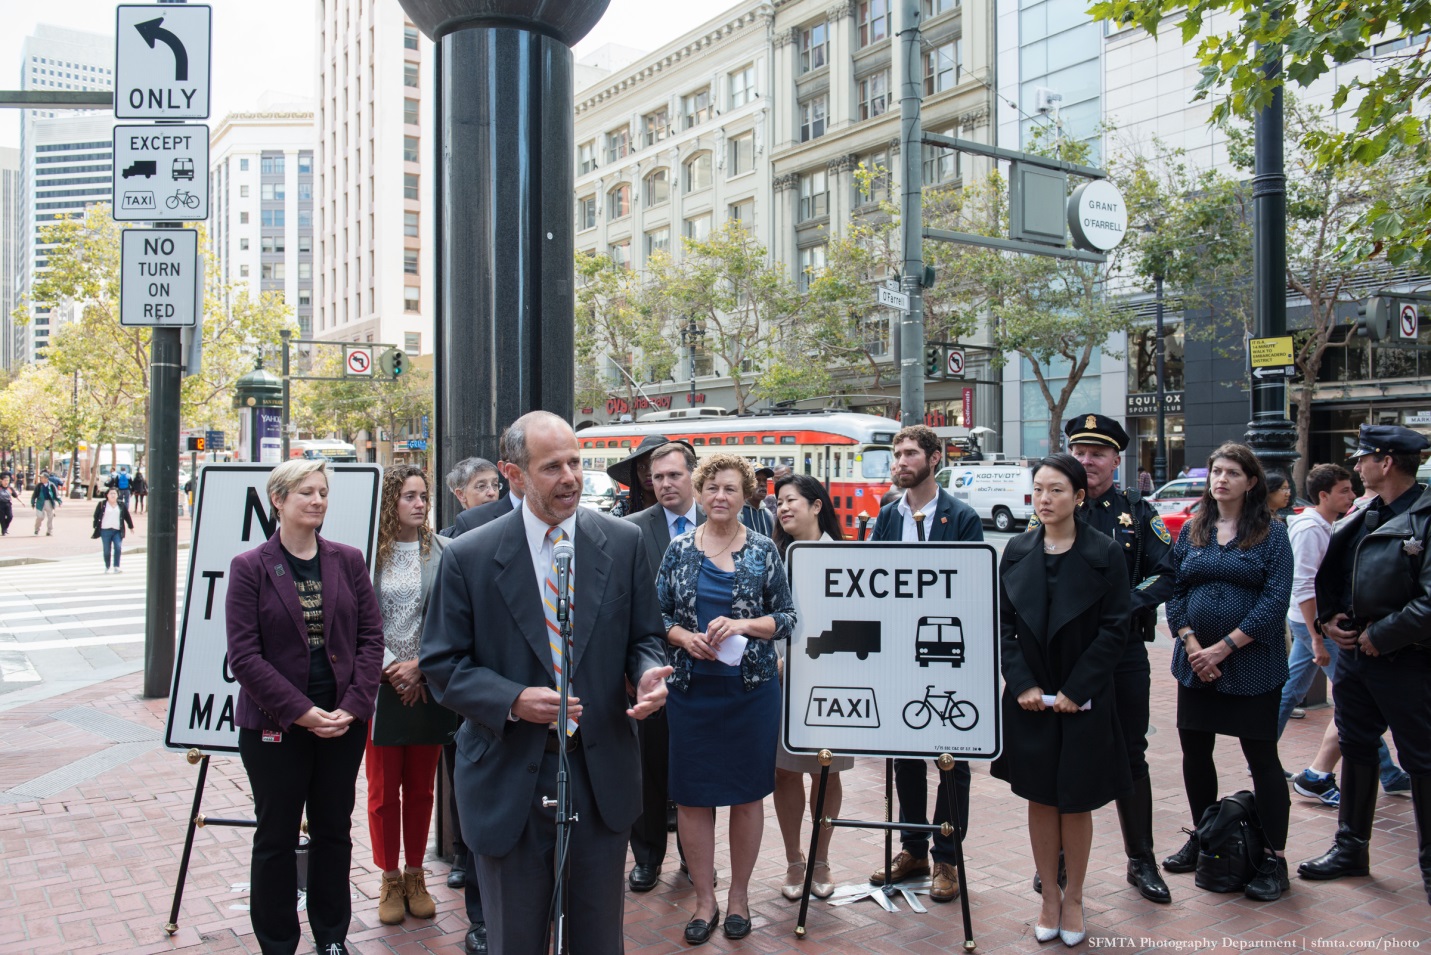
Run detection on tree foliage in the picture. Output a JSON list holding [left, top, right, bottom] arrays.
[[1091, 0, 1431, 268], [574, 251, 676, 413], [289, 346, 432, 451]]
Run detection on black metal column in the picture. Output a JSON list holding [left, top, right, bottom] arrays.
[[144, 323, 181, 698], [1243, 43, 1298, 474], [1153, 273, 1168, 486], [399, 1, 605, 532]]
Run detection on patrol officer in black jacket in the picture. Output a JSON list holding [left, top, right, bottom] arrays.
[[1030, 414, 1175, 902], [1301, 424, 1431, 904]]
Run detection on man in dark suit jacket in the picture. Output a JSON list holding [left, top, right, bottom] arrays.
[[868, 425, 983, 903], [421, 412, 672, 955], [623, 441, 700, 891]]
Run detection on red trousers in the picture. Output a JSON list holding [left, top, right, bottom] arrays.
[[364, 737, 443, 872]]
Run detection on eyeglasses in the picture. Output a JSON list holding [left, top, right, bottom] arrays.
[[469, 481, 500, 492]]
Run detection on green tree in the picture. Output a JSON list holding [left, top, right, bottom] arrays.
[[0, 362, 71, 469], [290, 347, 432, 456], [574, 251, 676, 414], [1091, 0, 1431, 268]]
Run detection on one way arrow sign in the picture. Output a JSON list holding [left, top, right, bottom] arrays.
[[115, 4, 211, 120], [1251, 365, 1296, 380]]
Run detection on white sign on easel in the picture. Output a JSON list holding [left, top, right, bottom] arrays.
[[782, 542, 1002, 761], [164, 463, 382, 753]]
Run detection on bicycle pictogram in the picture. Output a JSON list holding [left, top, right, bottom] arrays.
[[902, 685, 979, 731], [166, 189, 201, 210]]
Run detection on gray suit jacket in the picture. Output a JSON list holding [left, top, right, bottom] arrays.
[[625, 503, 704, 583], [419, 506, 667, 856]]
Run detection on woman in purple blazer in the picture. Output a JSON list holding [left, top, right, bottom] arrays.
[[226, 458, 384, 955]]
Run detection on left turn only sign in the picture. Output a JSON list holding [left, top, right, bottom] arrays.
[[115, 5, 212, 120], [120, 229, 199, 327]]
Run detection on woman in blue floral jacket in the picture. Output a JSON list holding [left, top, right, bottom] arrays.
[[657, 453, 796, 944]]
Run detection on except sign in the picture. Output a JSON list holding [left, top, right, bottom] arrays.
[[120, 228, 199, 326], [344, 345, 374, 377], [113, 124, 208, 221], [115, 5, 212, 120], [165, 464, 381, 752], [783, 542, 1001, 760], [1400, 302, 1420, 340], [1249, 335, 1295, 368], [1067, 179, 1127, 253]]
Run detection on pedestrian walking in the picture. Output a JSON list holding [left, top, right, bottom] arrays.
[[1161, 443, 1293, 902], [0, 472, 14, 536], [1138, 467, 1154, 495], [994, 453, 1132, 946], [131, 469, 147, 513], [225, 458, 384, 955], [91, 488, 134, 573], [366, 465, 450, 926], [31, 469, 60, 535], [1301, 424, 1431, 905]]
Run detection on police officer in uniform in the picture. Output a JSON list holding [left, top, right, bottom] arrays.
[[1029, 414, 1175, 903], [1301, 424, 1431, 904]]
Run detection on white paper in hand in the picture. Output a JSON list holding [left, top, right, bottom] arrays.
[[1041, 694, 1092, 711], [714, 633, 749, 667]]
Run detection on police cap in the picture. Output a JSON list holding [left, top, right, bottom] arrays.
[[1347, 424, 1431, 460], [1064, 413, 1130, 452]]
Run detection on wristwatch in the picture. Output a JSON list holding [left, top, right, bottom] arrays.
[[1222, 635, 1238, 652]]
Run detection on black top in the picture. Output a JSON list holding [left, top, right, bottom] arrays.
[[1320, 483, 1425, 619], [282, 544, 337, 710]]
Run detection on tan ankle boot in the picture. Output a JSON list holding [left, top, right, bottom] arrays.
[[404, 867, 436, 919], [377, 871, 406, 925]]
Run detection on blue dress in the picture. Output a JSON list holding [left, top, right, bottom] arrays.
[[666, 558, 780, 807]]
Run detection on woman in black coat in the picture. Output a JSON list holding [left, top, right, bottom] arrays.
[[992, 454, 1131, 946]]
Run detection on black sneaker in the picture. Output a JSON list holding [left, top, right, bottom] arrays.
[[1244, 857, 1289, 901]]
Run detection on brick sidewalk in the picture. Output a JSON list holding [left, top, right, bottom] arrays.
[[0, 655, 1427, 955]]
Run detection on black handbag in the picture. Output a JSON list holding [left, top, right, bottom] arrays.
[[370, 683, 461, 746], [1193, 790, 1270, 892]]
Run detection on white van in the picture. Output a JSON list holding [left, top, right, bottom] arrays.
[[935, 463, 1034, 532]]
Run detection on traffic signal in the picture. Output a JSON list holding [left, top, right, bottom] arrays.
[[1357, 296, 1391, 341], [924, 344, 945, 379], [186, 436, 205, 452], [379, 347, 407, 378]]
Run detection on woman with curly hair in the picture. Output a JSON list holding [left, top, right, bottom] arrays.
[[658, 453, 796, 944], [366, 465, 450, 925]]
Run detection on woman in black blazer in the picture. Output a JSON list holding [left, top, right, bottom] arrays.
[[992, 454, 1131, 947], [91, 487, 134, 573]]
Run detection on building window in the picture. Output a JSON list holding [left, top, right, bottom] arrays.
[[799, 170, 828, 221], [798, 244, 827, 292], [298, 290, 311, 306], [923, 0, 958, 16], [923, 130, 960, 183], [240, 211, 249, 224], [261, 182, 286, 201], [261, 156, 285, 175], [261, 235, 286, 253], [855, 151, 890, 204], [298, 153, 312, 173], [404, 286, 420, 311], [404, 63, 419, 88], [239, 184, 249, 198], [577, 195, 596, 231], [682, 88, 712, 129], [728, 133, 754, 177], [924, 40, 959, 95], [261, 209, 285, 227], [643, 108, 670, 147], [239, 237, 249, 250], [405, 332, 421, 353], [298, 182, 313, 200], [298, 262, 312, 279], [684, 152, 711, 193], [577, 140, 596, 175], [800, 96, 827, 142], [729, 65, 756, 108], [403, 98, 419, 126], [403, 26, 419, 50], [684, 214, 712, 243], [402, 250, 419, 274], [800, 22, 828, 73], [298, 210, 312, 228], [607, 183, 631, 220], [403, 136, 419, 162], [646, 227, 669, 257], [404, 173, 419, 200], [728, 199, 754, 229], [858, 70, 890, 120], [404, 212, 419, 237], [299, 235, 312, 252], [239, 158, 249, 171], [261, 262, 286, 280], [239, 264, 250, 277], [609, 240, 631, 270], [644, 169, 670, 206], [858, 0, 890, 47], [605, 126, 630, 163]]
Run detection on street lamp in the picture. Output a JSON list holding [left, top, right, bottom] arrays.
[[681, 318, 706, 408]]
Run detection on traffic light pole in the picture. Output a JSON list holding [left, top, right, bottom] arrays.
[[898, 0, 925, 427]]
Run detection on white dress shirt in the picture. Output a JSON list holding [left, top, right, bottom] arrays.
[[664, 503, 698, 539], [521, 504, 577, 597], [895, 488, 940, 542]]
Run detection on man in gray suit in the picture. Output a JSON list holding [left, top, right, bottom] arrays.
[[421, 411, 672, 955], [623, 441, 701, 892]]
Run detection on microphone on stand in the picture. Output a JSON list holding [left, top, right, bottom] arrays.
[[554, 539, 574, 624]]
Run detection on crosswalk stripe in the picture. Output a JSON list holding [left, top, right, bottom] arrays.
[[0, 604, 147, 622], [0, 616, 148, 635]]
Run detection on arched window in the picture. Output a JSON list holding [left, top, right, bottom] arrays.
[[607, 183, 631, 220], [644, 169, 670, 206], [684, 152, 712, 193]]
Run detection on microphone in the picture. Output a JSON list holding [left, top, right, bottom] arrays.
[[553, 539, 574, 624]]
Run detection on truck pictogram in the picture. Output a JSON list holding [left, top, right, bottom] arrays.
[[122, 160, 158, 179], [805, 620, 881, 660]]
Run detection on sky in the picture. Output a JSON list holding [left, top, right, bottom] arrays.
[[0, 0, 723, 150]]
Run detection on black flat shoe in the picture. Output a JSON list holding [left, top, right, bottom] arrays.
[[684, 908, 718, 945], [723, 912, 752, 940]]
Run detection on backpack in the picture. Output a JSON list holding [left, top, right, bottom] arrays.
[[1193, 790, 1270, 892], [118, 472, 130, 489]]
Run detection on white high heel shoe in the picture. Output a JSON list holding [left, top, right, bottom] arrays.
[[1060, 902, 1086, 947], [1034, 922, 1060, 944]]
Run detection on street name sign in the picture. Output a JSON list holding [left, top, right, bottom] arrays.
[[115, 5, 212, 119], [120, 228, 199, 327], [113, 124, 208, 221], [1401, 302, 1420, 340], [1067, 179, 1127, 253], [877, 283, 909, 311], [1249, 335, 1294, 368], [783, 542, 1001, 760], [165, 464, 382, 752]]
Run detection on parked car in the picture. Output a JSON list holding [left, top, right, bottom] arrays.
[[580, 470, 617, 512], [935, 463, 1034, 532], [1147, 477, 1207, 515], [1162, 498, 1313, 542]]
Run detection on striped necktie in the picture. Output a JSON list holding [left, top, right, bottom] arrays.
[[542, 526, 578, 736]]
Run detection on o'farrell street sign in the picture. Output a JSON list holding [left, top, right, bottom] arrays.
[[120, 228, 199, 327], [1067, 179, 1127, 254]]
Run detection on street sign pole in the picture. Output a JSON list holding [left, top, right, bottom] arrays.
[[898, 0, 924, 427], [145, 255, 182, 699]]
